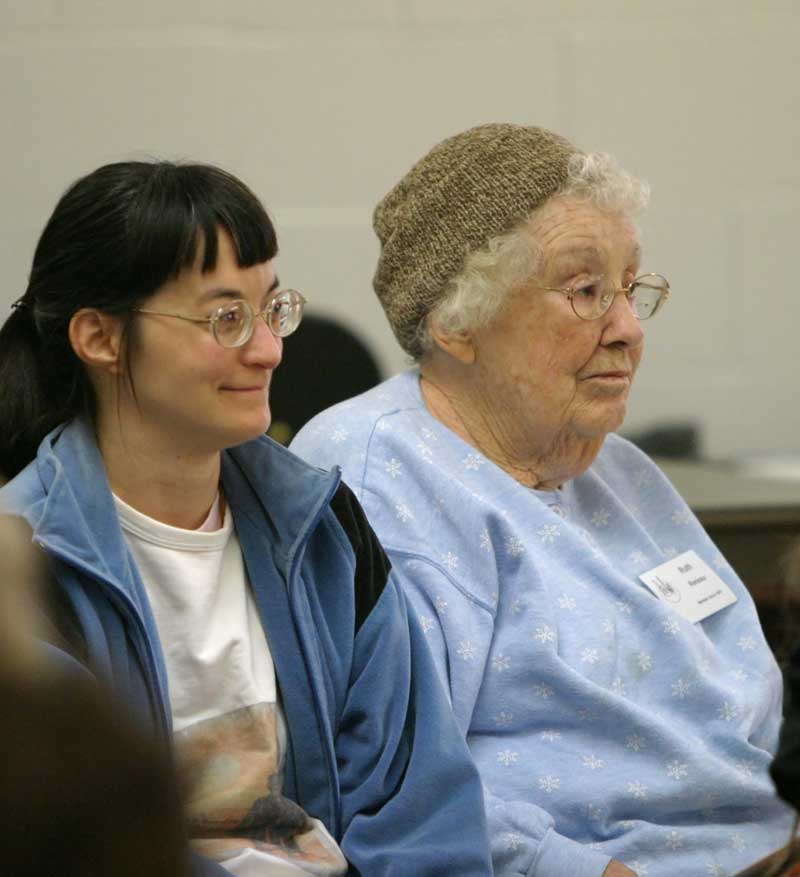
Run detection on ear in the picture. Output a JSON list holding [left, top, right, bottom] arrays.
[[68, 308, 125, 374], [428, 321, 476, 366]]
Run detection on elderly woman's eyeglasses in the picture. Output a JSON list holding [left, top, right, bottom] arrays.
[[134, 289, 306, 348], [537, 273, 670, 321]]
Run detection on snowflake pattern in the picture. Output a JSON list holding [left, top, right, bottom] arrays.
[[662, 546, 679, 559], [581, 648, 600, 665], [502, 832, 522, 852], [463, 453, 484, 471], [479, 529, 492, 552], [456, 640, 476, 661], [610, 677, 627, 696], [718, 701, 739, 722], [731, 668, 748, 681], [505, 535, 525, 557], [534, 625, 557, 644], [416, 441, 434, 461], [635, 651, 653, 672], [630, 862, 650, 876], [662, 618, 680, 636], [330, 426, 349, 443], [491, 654, 511, 672], [666, 760, 689, 780], [664, 830, 684, 850], [384, 457, 402, 478], [706, 864, 725, 877], [419, 616, 434, 634], [628, 780, 647, 799], [591, 508, 611, 527], [730, 832, 747, 852], [497, 749, 518, 766], [735, 759, 755, 781], [671, 677, 693, 699], [533, 683, 554, 699], [434, 595, 448, 614], [629, 550, 647, 566], [441, 551, 459, 570], [603, 618, 615, 635], [625, 734, 647, 752], [537, 524, 560, 544], [540, 730, 562, 742], [737, 635, 756, 652], [538, 774, 561, 793], [494, 710, 514, 728], [557, 594, 577, 611], [616, 601, 633, 615], [509, 598, 523, 615], [581, 753, 605, 771], [395, 502, 414, 522], [374, 419, 390, 432], [671, 508, 693, 525]]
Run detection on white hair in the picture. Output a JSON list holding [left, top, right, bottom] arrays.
[[417, 152, 650, 359]]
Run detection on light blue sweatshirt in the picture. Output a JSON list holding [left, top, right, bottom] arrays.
[[292, 368, 795, 877]]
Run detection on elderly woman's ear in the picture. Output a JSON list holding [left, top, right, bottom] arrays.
[[428, 321, 476, 365]]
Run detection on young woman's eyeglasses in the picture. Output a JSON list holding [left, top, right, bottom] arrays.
[[134, 289, 306, 348], [537, 273, 670, 321]]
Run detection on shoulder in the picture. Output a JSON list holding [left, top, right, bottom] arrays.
[[291, 370, 425, 493]]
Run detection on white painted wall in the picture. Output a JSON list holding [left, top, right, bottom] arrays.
[[2, 0, 798, 459]]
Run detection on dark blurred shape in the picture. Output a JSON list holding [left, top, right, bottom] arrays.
[[0, 669, 190, 877], [772, 540, 800, 812], [268, 313, 383, 446], [624, 422, 701, 460], [0, 514, 190, 877]]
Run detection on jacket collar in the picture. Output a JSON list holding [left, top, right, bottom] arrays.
[[3, 419, 341, 588]]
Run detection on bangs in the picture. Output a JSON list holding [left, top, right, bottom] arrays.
[[125, 163, 277, 296]]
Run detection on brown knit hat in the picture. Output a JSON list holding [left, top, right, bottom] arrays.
[[373, 123, 579, 357]]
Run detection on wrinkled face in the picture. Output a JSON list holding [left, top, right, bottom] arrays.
[[123, 230, 281, 454], [471, 196, 645, 451]]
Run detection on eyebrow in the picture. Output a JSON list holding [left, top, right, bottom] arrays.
[[198, 275, 280, 305]]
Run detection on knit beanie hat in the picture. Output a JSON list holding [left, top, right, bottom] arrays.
[[373, 123, 578, 358]]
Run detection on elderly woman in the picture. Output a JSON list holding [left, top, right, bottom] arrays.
[[291, 124, 795, 877]]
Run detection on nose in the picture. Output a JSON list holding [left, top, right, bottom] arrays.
[[240, 314, 283, 368], [601, 289, 644, 350]]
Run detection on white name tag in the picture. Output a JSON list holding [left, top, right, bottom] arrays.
[[639, 550, 738, 623]]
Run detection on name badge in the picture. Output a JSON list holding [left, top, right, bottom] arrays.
[[638, 550, 738, 623]]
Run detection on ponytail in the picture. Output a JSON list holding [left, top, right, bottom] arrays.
[[0, 300, 88, 480]]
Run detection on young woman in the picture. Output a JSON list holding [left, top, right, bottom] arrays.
[[0, 161, 492, 877]]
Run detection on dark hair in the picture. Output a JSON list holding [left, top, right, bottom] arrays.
[[0, 161, 277, 479]]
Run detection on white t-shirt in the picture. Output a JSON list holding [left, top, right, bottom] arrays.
[[115, 494, 347, 877]]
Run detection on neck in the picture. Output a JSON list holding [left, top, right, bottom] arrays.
[[96, 410, 222, 530], [419, 360, 601, 490]]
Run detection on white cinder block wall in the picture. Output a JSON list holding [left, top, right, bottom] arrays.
[[3, 1, 799, 459]]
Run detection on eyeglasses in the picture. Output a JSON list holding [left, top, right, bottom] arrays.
[[537, 273, 670, 321], [134, 289, 306, 348]]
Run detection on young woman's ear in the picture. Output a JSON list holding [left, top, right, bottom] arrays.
[[68, 309, 125, 374]]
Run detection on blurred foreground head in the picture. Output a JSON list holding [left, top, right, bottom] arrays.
[[0, 515, 190, 877]]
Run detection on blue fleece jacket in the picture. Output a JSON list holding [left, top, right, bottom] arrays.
[[0, 418, 492, 877]]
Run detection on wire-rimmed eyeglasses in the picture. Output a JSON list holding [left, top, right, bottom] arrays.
[[537, 273, 670, 321], [134, 289, 306, 348]]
